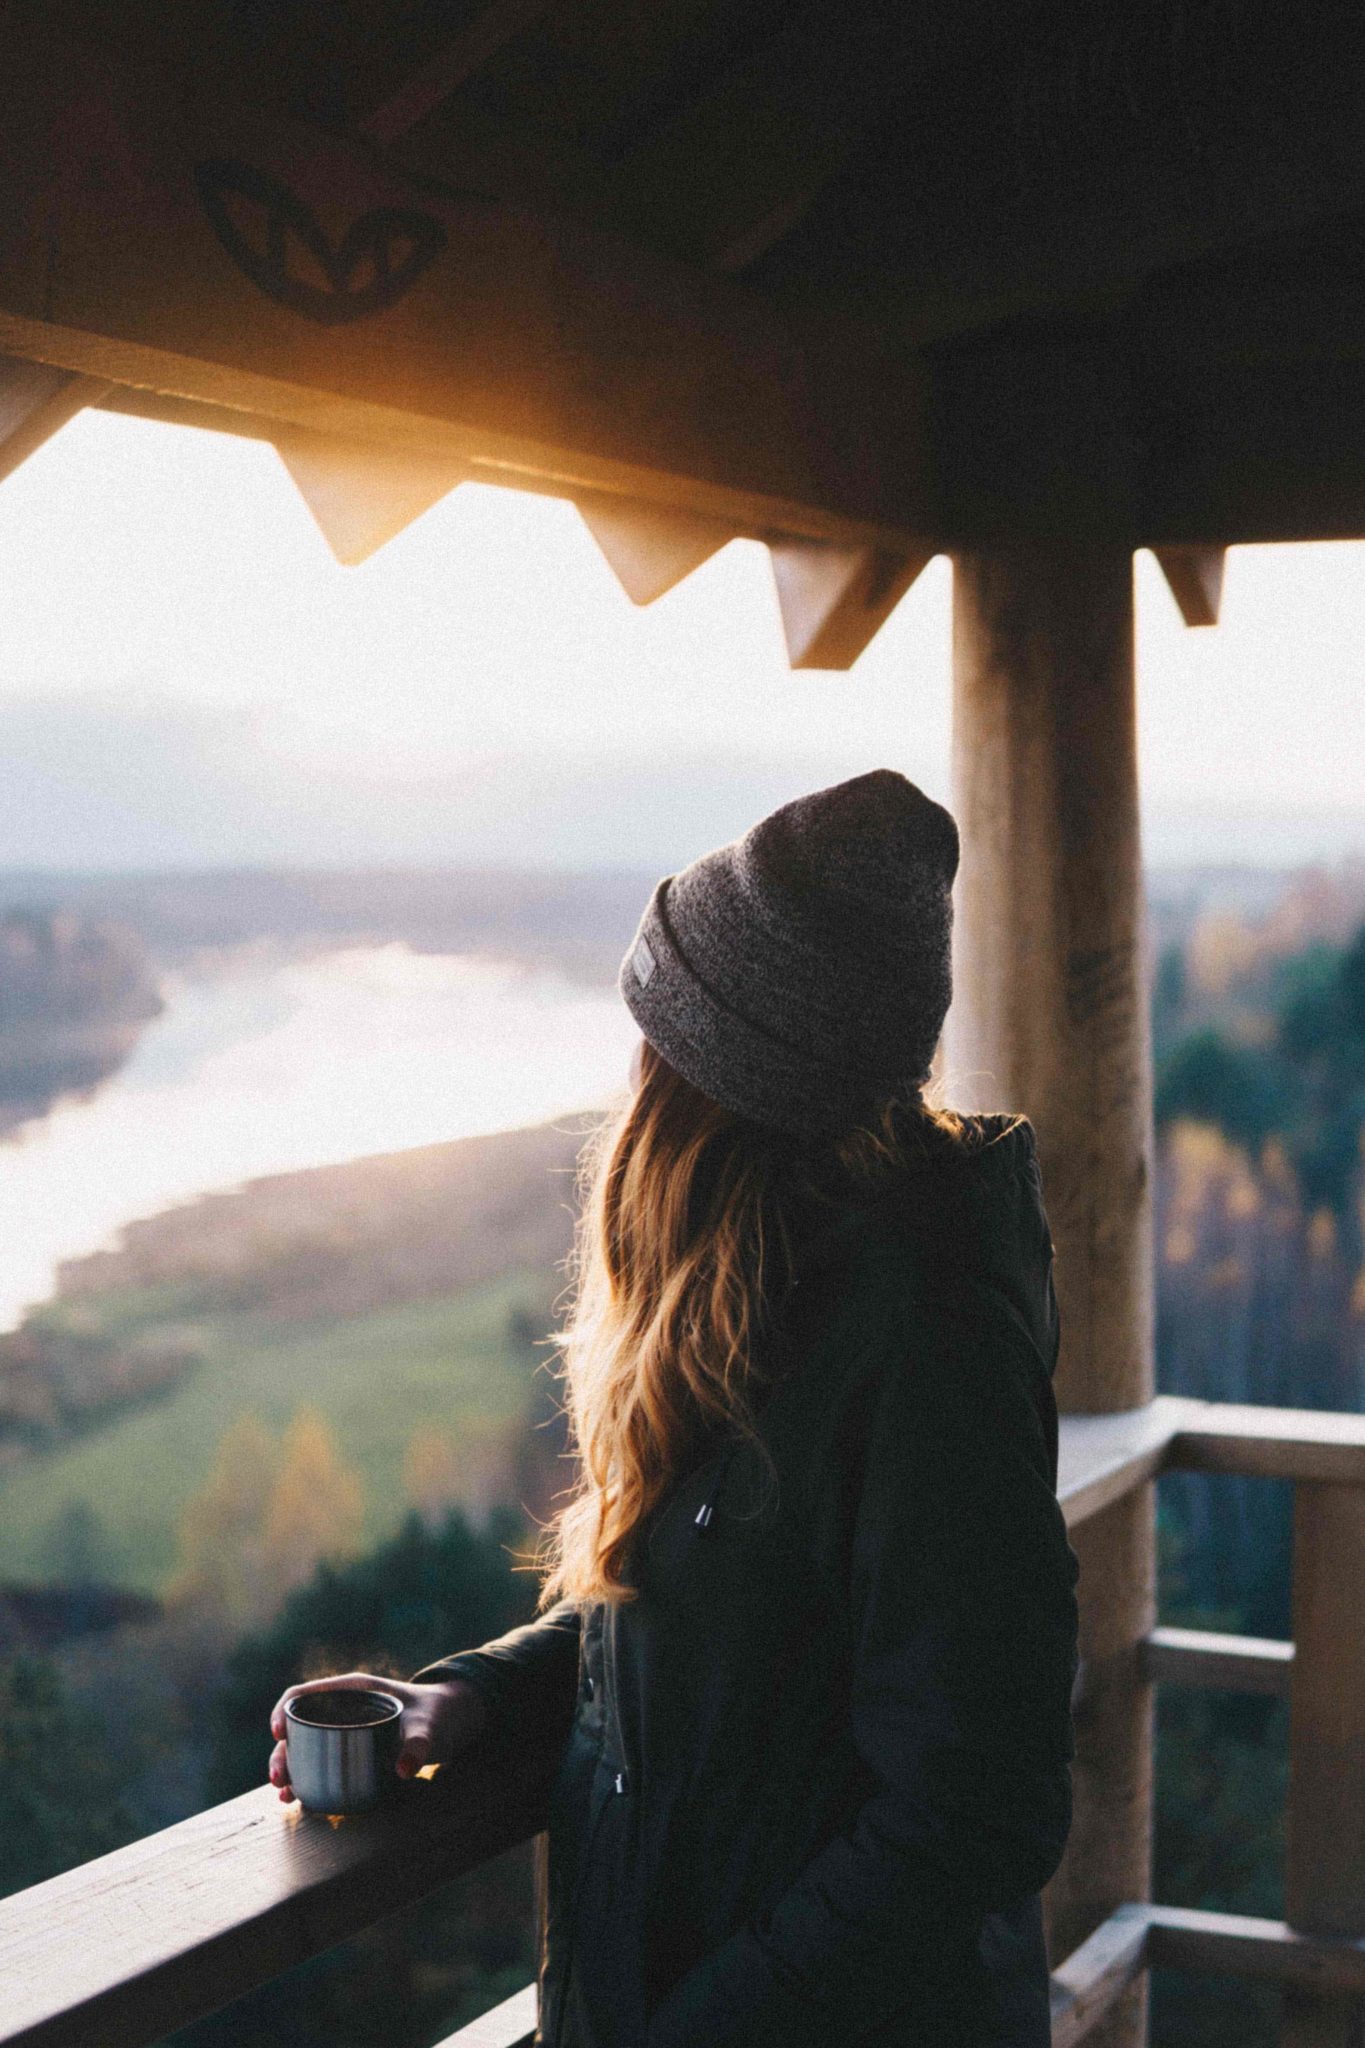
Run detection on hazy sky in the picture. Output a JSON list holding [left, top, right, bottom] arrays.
[[0, 409, 1360, 872]]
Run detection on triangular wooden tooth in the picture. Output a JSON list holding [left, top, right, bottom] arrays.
[[1153, 546, 1225, 627], [769, 539, 935, 669], [0, 355, 111, 485], [576, 493, 731, 605], [273, 427, 466, 565]]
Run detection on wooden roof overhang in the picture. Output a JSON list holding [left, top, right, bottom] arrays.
[[3, 0, 1365, 663]]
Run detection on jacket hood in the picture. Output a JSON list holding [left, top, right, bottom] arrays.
[[794, 1111, 1060, 1379]]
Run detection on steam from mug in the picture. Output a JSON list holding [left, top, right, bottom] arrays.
[[283, 1688, 405, 1814]]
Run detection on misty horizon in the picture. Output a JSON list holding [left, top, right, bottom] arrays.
[[0, 696, 1360, 877], [0, 413, 1362, 887]]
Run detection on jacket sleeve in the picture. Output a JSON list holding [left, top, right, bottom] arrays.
[[408, 1598, 583, 1760], [645, 1306, 1080, 2048]]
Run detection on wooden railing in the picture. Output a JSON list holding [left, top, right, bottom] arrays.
[[2, 1393, 1364, 2048], [1054, 1395, 1365, 2048], [0, 1752, 551, 2048]]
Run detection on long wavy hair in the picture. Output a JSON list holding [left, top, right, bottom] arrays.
[[535, 1038, 991, 1609]]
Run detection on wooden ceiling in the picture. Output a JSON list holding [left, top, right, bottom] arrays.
[[2, 0, 1365, 660]]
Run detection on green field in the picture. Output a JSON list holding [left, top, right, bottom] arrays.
[[0, 1266, 559, 1595]]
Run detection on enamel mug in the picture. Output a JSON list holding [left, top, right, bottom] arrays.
[[284, 1687, 404, 1815]]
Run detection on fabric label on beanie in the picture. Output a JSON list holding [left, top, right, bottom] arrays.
[[632, 936, 657, 988]]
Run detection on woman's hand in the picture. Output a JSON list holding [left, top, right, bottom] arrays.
[[267, 1671, 491, 1802]]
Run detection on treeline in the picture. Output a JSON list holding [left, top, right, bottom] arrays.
[[1153, 916, 1365, 1628], [0, 1313, 198, 1465], [0, 905, 162, 1131], [0, 906, 161, 1031], [0, 1116, 585, 1490]]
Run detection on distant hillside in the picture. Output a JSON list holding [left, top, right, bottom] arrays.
[[0, 907, 163, 1134], [0, 867, 658, 986]]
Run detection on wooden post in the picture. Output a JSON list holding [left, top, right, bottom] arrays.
[[1282, 1483, 1365, 2048], [947, 546, 1156, 2048]]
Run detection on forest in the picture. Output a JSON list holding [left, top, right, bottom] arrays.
[[0, 906, 162, 1135]]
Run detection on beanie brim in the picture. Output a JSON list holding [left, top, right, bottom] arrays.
[[619, 876, 916, 1137]]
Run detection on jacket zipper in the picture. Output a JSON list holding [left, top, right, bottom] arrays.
[[693, 1440, 737, 1534], [548, 1449, 737, 2045], [547, 1596, 636, 2048], [603, 1595, 632, 1795], [547, 1759, 615, 2048]]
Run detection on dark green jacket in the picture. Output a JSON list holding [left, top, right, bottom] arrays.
[[411, 1112, 1080, 2046]]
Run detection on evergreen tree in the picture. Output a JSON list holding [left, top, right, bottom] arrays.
[[38, 1498, 115, 1588], [0, 1653, 136, 1898], [1155, 1028, 1290, 1152]]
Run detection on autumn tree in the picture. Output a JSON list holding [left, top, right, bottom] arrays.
[[165, 1411, 280, 1630], [168, 1406, 366, 1631], [402, 1416, 528, 1531], [259, 1406, 365, 1602]]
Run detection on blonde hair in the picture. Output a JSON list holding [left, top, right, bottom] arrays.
[[536, 1039, 992, 1609]]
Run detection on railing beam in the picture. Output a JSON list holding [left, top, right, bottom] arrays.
[[1058, 1400, 1182, 1530], [1141, 1626, 1294, 1698], [1144, 1906, 1365, 1994], [1167, 1401, 1365, 1487], [1053, 1903, 1365, 2045], [1050, 1903, 1150, 2048], [0, 1764, 549, 2048]]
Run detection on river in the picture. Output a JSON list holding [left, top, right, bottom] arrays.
[[0, 943, 638, 1330]]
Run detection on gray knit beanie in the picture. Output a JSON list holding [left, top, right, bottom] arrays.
[[617, 769, 960, 1137]]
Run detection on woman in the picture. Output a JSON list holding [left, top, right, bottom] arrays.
[[269, 769, 1081, 2047]]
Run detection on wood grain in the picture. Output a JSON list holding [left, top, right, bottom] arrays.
[[0, 24, 933, 555], [948, 542, 1154, 2048]]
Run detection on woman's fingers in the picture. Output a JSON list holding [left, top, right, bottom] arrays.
[[386, 1681, 491, 1777], [268, 1737, 293, 1801], [395, 1721, 433, 1779], [395, 1688, 455, 1777]]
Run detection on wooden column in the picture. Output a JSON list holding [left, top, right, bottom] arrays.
[[947, 546, 1156, 2048], [1282, 1483, 1365, 2048]]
